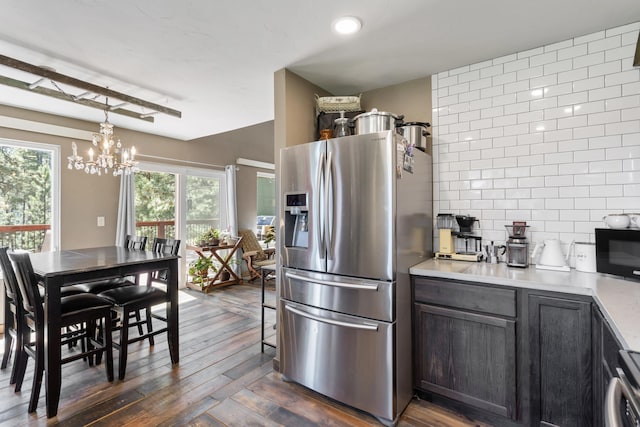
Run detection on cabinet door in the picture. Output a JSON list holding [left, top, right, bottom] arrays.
[[414, 303, 517, 419], [529, 295, 592, 427]]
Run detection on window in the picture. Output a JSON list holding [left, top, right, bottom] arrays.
[[256, 172, 275, 238], [0, 139, 59, 251]]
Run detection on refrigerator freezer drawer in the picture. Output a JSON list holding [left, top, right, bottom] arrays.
[[282, 267, 394, 322], [280, 300, 396, 422]]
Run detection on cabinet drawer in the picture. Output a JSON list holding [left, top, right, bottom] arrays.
[[413, 277, 516, 317]]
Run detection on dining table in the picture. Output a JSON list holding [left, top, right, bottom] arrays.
[[28, 246, 180, 418]]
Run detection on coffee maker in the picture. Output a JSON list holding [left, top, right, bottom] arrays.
[[435, 213, 482, 262], [505, 222, 529, 267]]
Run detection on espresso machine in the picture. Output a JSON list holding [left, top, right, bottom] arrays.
[[505, 222, 529, 267]]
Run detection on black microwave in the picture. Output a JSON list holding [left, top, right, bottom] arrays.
[[595, 228, 640, 280]]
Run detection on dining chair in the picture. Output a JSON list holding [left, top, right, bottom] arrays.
[[238, 229, 275, 281], [9, 252, 114, 413], [96, 237, 180, 380], [74, 235, 148, 294], [0, 247, 25, 387]]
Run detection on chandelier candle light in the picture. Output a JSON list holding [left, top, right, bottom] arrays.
[[67, 106, 139, 176]]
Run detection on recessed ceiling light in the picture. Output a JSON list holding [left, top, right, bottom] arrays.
[[333, 16, 362, 35]]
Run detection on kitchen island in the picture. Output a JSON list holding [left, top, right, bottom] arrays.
[[410, 258, 640, 426]]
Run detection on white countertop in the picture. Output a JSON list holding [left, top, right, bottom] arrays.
[[411, 258, 640, 352]]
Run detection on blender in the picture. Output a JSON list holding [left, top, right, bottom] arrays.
[[505, 222, 529, 267]]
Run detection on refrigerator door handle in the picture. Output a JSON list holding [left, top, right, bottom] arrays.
[[317, 150, 326, 259], [326, 150, 334, 260], [285, 271, 379, 291], [285, 303, 379, 331]]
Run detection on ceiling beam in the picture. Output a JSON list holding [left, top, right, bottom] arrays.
[[0, 74, 155, 122], [0, 54, 182, 118]]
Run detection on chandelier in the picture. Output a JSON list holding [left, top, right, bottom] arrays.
[[67, 104, 139, 176]]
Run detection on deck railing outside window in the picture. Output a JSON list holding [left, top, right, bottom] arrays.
[[0, 220, 220, 252]]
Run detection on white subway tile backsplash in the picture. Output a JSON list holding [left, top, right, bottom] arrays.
[[588, 35, 621, 53], [558, 43, 588, 60], [589, 61, 622, 78], [558, 139, 589, 152], [432, 22, 640, 248], [532, 186, 560, 198], [449, 65, 471, 75], [588, 110, 621, 125], [470, 98, 492, 110], [574, 125, 605, 139], [589, 160, 623, 173], [623, 159, 640, 171], [558, 68, 588, 83], [622, 107, 640, 121], [517, 66, 544, 81], [544, 151, 574, 164], [622, 132, 640, 145], [573, 76, 605, 92], [531, 164, 558, 176], [590, 85, 622, 101], [460, 90, 481, 102], [544, 59, 573, 75], [590, 185, 623, 197], [605, 120, 640, 135], [606, 22, 640, 36], [504, 58, 530, 73], [559, 162, 589, 175], [493, 116, 518, 128], [493, 72, 517, 86], [573, 52, 605, 69], [506, 188, 531, 199], [504, 102, 530, 115], [558, 115, 588, 129], [559, 186, 590, 198], [546, 198, 574, 209], [504, 80, 530, 94], [558, 91, 589, 106], [532, 209, 559, 220], [589, 135, 622, 149], [470, 78, 493, 91], [624, 184, 640, 196], [607, 171, 640, 184]]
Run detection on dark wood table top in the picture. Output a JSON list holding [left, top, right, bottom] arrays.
[[29, 246, 179, 278]]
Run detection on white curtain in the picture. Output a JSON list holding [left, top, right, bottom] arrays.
[[115, 173, 136, 246], [225, 165, 239, 273]]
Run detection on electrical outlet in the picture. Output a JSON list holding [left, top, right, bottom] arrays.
[[97, 216, 105, 227]]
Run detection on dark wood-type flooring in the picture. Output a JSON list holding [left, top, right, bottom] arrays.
[[0, 281, 490, 426]]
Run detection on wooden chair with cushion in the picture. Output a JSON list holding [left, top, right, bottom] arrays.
[[238, 229, 275, 281], [96, 237, 180, 380], [9, 252, 114, 413]]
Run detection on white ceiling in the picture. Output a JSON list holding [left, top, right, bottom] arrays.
[[1, 0, 639, 141]]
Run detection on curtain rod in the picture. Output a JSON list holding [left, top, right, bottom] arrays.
[[136, 153, 226, 169]]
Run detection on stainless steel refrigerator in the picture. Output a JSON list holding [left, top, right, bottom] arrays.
[[278, 130, 432, 425]]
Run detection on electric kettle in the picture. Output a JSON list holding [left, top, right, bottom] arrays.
[[531, 239, 570, 271]]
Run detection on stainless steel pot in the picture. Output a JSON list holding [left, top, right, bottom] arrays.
[[353, 108, 403, 135], [397, 122, 431, 152]]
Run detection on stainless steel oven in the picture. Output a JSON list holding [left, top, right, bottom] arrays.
[[605, 350, 640, 427], [595, 228, 640, 280]]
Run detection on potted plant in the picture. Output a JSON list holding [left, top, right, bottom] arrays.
[[200, 228, 221, 246], [188, 256, 216, 286], [263, 226, 276, 248]]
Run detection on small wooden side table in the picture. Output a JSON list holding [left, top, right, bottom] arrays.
[[186, 237, 243, 293], [261, 264, 276, 352]]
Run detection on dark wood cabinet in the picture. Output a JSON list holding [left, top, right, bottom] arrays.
[[592, 306, 623, 427], [414, 302, 517, 419], [413, 277, 518, 421], [528, 294, 593, 427]]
